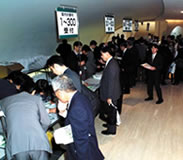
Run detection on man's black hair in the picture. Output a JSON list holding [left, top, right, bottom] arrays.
[[90, 40, 97, 46], [151, 43, 159, 49], [82, 45, 91, 52], [73, 41, 82, 47], [45, 55, 64, 68], [120, 41, 127, 48], [101, 46, 114, 56]]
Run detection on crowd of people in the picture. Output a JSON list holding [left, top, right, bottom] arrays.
[[1, 33, 183, 160]]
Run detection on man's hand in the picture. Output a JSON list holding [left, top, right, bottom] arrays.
[[49, 108, 57, 113], [150, 66, 156, 71], [107, 98, 112, 105]]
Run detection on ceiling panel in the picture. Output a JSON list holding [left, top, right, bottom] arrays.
[[162, 0, 183, 19]]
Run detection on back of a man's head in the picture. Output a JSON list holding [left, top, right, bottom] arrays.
[[62, 39, 68, 44], [120, 42, 127, 48], [7, 71, 35, 93], [45, 55, 64, 68], [101, 46, 115, 57], [90, 40, 97, 46]]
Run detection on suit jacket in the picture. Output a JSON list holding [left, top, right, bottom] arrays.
[[67, 51, 80, 73], [1, 92, 52, 160], [100, 58, 121, 101], [63, 68, 100, 117], [56, 43, 72, 65], [64, 68, 82, 92], [0, 79, 18, 100], [122, 48, 138, 72], [146, 51, 163, 79], [65, 92, 104, 160], [86, 51, 96, 78], [121, 49, 133, 72]]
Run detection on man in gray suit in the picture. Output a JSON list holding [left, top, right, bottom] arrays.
[[1, 87, 52, 159], [81, 44, 97, 79]]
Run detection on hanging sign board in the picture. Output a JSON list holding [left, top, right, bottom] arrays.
[[134, 20, 139, 32], [123, 18, 132, 32], [104, 15, 115, 33], [55, 6, 79, 39]]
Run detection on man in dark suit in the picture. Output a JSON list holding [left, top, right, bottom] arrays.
[[126, 40, 139, 87], [52, 75, 104, 160], [120, 41, 132, 94], [45, 55, 100, 117], [56, 39, 72, 66], [0, 78, 18, 100], [144, 44, 164, 104], [100, 46, 122, 135], [66, 41, 82, 74]]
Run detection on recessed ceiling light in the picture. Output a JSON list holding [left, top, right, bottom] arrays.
[[180, 11, 183, 14]]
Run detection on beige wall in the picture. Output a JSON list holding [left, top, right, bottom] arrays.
[[67, 20, 183, 47], [105, 21, 157, 42]]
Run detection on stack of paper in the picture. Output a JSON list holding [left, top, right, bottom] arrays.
[[141, 63, 152, 70], [54, 124, 74, 145]]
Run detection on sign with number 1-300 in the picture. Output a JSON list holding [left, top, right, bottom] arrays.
[[56, 7, 79, 39]]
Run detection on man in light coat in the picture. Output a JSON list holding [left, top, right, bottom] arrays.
[[1, 90, 52, 160]]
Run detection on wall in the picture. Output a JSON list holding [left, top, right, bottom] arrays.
[[166, 20, 183, 37], [105, 21, 156, 42], [105, 20, 171, 42], [0, 1, 62, 62]]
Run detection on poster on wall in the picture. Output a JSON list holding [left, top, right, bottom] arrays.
[[55, 5, 79, 40], [104, 15, 115, 33], [134, 20, 139, 32], [123, 18, 132, 32]]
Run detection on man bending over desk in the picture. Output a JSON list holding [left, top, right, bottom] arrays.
[[0, 75, 52, 160]]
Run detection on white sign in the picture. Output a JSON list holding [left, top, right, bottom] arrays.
[[105, 15, 115, 33], [56, 7, 79, 39], [134, 20, 139, 32], [123, 19, 132, 32]]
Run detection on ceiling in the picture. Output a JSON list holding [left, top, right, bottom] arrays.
[[162, 0, 183, 19], [59, 0, 183, 29], [1, 0, 183, 61]]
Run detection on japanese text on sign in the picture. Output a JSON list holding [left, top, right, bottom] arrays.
[[56, 7, 78, 38], [105, 16, 115, 33]]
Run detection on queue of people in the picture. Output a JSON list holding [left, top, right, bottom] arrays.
[[1, 33, 183, 160]]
